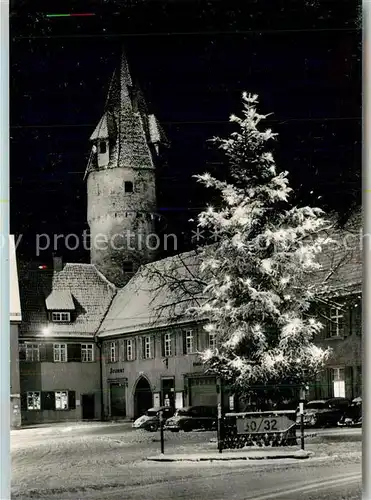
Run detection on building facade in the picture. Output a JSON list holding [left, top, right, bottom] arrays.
[[10, 235, 22, 428], [18, 260, 116, 425]]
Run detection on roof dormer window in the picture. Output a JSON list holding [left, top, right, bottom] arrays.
[[51, 312, 71, 323]]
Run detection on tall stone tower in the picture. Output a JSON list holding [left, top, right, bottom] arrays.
[[85, 49, 166, 287]]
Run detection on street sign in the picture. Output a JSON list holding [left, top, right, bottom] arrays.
[[236, 415, 295, 435]]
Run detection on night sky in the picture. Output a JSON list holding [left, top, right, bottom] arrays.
[[10, 0, 361, 264]]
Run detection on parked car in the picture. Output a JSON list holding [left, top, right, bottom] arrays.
[[164, 405, 217, 432], [132, 406, 175, 431], [338, 397, 362, 427], [296, 398, 350, 428]]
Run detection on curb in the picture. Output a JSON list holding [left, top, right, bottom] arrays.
[[146, 451, 313, 462]]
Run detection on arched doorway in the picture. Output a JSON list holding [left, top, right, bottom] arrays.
[[134, 377, 152, 418]]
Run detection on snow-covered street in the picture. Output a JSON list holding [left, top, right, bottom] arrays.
[[11, 422, 361, 499]]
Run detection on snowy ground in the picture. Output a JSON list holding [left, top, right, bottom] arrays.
[[11, 422, 362, 499]]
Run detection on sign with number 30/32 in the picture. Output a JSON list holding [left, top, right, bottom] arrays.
[[236, 415, 295, 435]]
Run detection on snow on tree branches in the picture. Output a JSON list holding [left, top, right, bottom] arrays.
[[193, 92, 332, 398]]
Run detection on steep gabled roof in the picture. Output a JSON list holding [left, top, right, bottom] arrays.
[[309, 210, 362, 297], [19, 263, 116, 338]]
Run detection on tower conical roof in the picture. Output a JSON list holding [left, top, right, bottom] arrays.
[[85, 47, 168, 178]]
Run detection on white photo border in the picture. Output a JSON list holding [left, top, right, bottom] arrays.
[[0, 1, 10, 499]]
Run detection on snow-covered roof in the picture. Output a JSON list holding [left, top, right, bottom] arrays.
[[10, 235, 21, 322], [98, 251, 203, 337], [98, 212, 362, 338], [19, 263, 116, 338], [45, 290, 75, 311], [90, 114, 109, 141], [309, 210, 362, 295]]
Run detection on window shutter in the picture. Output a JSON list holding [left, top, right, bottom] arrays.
[[123, 339, 127, 361], [46, 343, 54, 362], [326, 369, 334, 398], [132, 338, 136, 361], [68, 391, 76, 410], [39, 343, 47, 362], [345, 366, 354, 400], [19, 343, 26, 361], [172, 332, 177, 356], [20, 393, 27, 410], [140, 337, 145, 359], [355, 365, 362, 396], [161, 335, 165, 357], [118, 340, 124, 361], [41, 391, 55, 410], [184, 331, 189, 354], [151, 336, 155, 359], [67, 344, 82, 362], [195, 330, 200, 351], [352, 305, 362, 335], [343, 308, 350, 337]]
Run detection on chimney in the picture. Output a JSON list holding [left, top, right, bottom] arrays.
[[52, 254, 63, 272]]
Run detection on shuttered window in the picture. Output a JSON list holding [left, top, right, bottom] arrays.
[[333, 368, 345, 398], [27, 391, 40, 410], [25, 344, 40, 361], [109, 341, 117, 363], [142, 336, 151, 359], [53, 343, 67, 362], [163, 333, 172, 357], [23, 390, 76, 411], [81, 344, 94, 362], [208, 332, 216, 350], [55, 391, 69, 410], [126, 339, 133, 361]]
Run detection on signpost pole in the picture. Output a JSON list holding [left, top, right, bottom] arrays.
[[299, 387, 306, 451], [159, 410, 165, 454], [217, 378, 223, 453]]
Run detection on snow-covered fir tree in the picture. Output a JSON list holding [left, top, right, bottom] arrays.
[[193, 93, 332, 405]]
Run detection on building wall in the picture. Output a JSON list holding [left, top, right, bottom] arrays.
[[10, 323, 21, 428], [101, 323, 216, 419], [19, 340, 101, 425], [101, 298, 363, 418], [308, 296, 362, 402]]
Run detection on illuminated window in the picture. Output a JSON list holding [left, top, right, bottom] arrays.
[[27, 391, 41, 410], [55, 391, 69, 410]]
